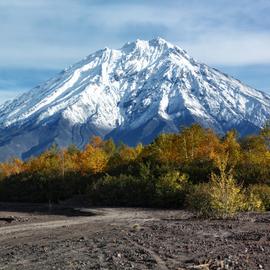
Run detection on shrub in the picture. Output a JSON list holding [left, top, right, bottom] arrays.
[[181, 159, 214, 184], [186, 183, 213, 217], [248, 184, 270, 210], [244, 188, 264, 211], [155, 171, 188, 208], [88, 169, 189, 208], [88, 173, 155, 206], [209, 165, 245, 218], [186, 156, 246, 218]]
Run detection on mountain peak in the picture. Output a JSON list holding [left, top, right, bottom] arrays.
[[121, 37, 176, 52], [0, 38, 269, 161], [149, 37, 173, 47]]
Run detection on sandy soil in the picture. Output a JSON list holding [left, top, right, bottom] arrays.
[[0, 203, 269, 270]]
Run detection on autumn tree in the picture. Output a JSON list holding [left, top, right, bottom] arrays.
[[75, 137, 109, 175], [108, 143, 143, 169], [103, 138, 116, 156], [0, 158, 25, 177], [219, 130, 241, 168], [239, 135, 270, 184], [209, 155, 245, 218], [151, 133, 182, 164], [260, 120, 270, 149]]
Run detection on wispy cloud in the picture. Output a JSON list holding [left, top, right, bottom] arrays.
[[0, 0, 269, 104], [0, 68, 58, 104], [0, 0, 269, 68], [181, 32, 270, 65]]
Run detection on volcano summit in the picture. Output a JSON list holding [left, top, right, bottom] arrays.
[[0, 38, 270, 161]]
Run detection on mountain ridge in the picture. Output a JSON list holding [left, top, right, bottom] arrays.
[[0, 37, 270, 161]]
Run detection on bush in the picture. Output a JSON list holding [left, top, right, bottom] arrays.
[[209, 168, 246, 218], [0, 171, 88, 203], [88, 173, 155, 206], [88, 168, 189, 208], [244, 188, 264, 212], [186, 156, 246, 218], [155, 171, 188, 208], [236, 162, 270, 185], [181, 159, 214, 184], [186, 183, 213, 217], [248, 184, 270, 210]]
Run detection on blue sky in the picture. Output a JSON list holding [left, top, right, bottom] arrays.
[[0, 0, 269, 104]]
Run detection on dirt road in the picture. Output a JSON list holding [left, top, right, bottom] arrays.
[[0, 204, 269, 269]]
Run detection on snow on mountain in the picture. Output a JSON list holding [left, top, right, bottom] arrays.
[[0, 37, 270, 161]]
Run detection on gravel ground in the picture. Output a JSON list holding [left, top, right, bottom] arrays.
[[0, 204, 269, 270]]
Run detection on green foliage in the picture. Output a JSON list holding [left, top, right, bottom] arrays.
[[186, 156, 246, 218], [236, 162, 270, 185], [0, 172, 88, 203], [186, 183, 213, 217], [248, 184, 270, 210], [89, 173, 155, 206], [209, 165, 245, 218], [155, 171, 188, 207], [88, 165, 188, 208], [260, 120, 270, 149], [181, 159, 214, 184], [244, 189, 264, 212], [0, 124, 270, 216]]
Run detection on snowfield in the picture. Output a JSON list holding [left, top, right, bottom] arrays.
[[0, 37, 270, 161]]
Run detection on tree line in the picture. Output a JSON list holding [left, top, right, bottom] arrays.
[[0, 124, 269, 217]]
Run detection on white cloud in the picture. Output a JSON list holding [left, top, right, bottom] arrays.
[[180, 32, 270, 66], [0, 0, 270, 102], [0, 0, 269, 68]]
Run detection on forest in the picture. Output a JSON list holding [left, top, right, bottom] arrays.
[[0, 124, 270, 218]]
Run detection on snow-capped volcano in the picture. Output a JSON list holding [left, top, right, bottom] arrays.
[[0, 37, 270, 161]]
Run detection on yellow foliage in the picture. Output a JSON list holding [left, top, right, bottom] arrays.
[[76, 144, 109, 175], [210, 171, 245, 217], [153, 134, 183, 164], [248, 184, 270, 210], [90, 136, 104, 148], [156, 171, 188, 193], [244, 190, 264, 211], [154, 125, 221, 164], [187, 155, 246, 218], [25, 151, 61, 176], [0, 158, 25, 177]]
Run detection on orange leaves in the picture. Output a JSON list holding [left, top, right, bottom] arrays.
[[0, 137, 111, 178], [153, 125, 221, 165], [153, 134, 182, 164], [23, 137, 110, 176], [183, 127, 221, 162], [90, 136, 104, 149], [25, 151, 60, 176], [0, 158, 25, 177], [209, 130, 241, 167], [119, 144, 142, 162], [75, 137, 109, 175], [1, 124, 270, 184]]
